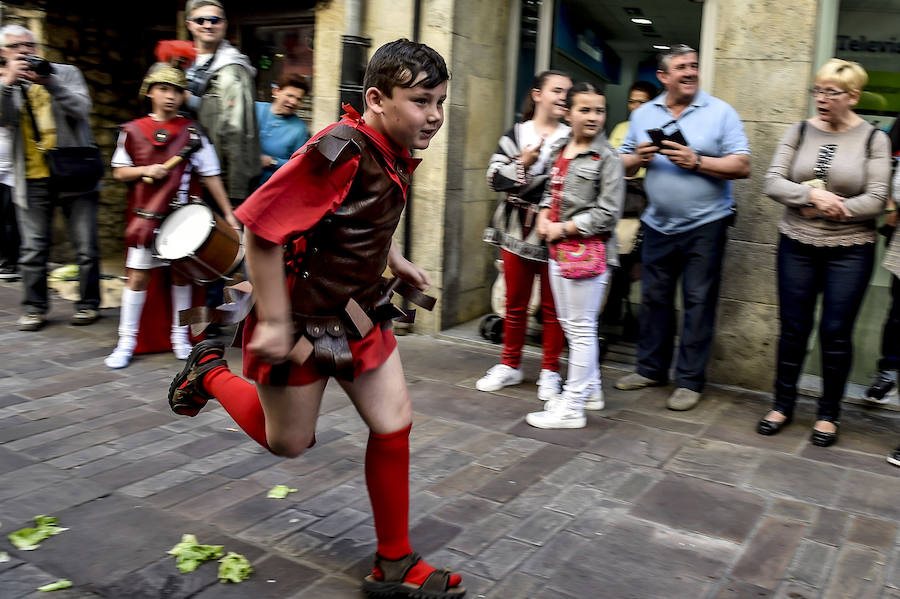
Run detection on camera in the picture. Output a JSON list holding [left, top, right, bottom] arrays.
[[22, 55, 53, 78]]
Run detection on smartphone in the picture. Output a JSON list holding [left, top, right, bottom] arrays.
[[647, 123, 689, 147]]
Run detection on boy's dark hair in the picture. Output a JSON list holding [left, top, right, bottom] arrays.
[[565, 81, 603, 109], [363, 39, 449, 98], [520, 69, 571, 121], [629, 80, 657, 99], [277, 73, 310, 94]]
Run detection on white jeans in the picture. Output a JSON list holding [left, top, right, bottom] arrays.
[[548, 259, 609, 403]]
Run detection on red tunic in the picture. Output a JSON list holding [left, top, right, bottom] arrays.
[[234, 107, 419, 385]]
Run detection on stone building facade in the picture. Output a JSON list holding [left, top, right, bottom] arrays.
[[1, 0, 874, 392]]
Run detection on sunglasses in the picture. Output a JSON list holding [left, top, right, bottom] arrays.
[[188, 16, 224, 25]]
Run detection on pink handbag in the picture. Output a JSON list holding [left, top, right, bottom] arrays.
[[553, 238, 607, 279]]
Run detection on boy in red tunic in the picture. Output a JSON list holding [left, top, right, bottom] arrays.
[[167, 39, 464, 597], [106, 54, 238, 369]]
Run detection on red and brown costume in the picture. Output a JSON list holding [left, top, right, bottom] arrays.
[[120, 115, 203, 354], [234, 106, 431, 385]]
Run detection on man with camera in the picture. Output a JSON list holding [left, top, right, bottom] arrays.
[[615, 44, 750, 411], [0, 24, 101, 331]]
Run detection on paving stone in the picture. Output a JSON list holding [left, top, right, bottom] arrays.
[[748, 454, 846, 505], [508, 507, 572, 545], [665, 437, 763, 486], [773, 581, 818, 599], [473, 445, 576, 503], [239, 508, 318, 544], [409, 447, 473, 486], [299, 482, 366, 517], [142, 473, 231, 507], [408, 516, 463, 556], [805, 507, 849, 546], [543, 483, 605, 516], [836, 470, 900, 521], [0, 446, 37, 476], [630, 474, 766, 543], [0, 414, 28, 431], [518, 530, 588, 578], [215, 451, 282, 479], [205, 493, 292, 534], [448, 512, 520, 556], [96, 556, 218, 599], [611, 408, 706, 435], [768, 499, 816, 523], [0, 463, 71, 502], [474, 437, 543, 471], [501, 480, 565, 518], [45, 444, 117, 469], [703, 403, 808, 453], [0, 563, 64, 599], [586, 420, 690, 466], [467, 537, 535, 580], [506, 416, 615, 449], [88, 451, 192, 489], [822, 545, 887, 599], [800, 444, 900, 478], [18, 370, 119, 399], [175, 430, 248, 458], [431, 495, 501, 527], [847, 515, 897, 551], [888, 551, 900, 589], [426, 464, 498, 497], [611, 471, 661, 502], [296, 575, 364, 598], [306, 507, 371, 538], [713, 581, 774, 598], [731, 518, 807, 589], [787, 539, 838, 588], [564, 499, 630, 538], [177, 478, 268, 519], [0, 418, 83, 446], [191, 554, 320, 598], [0, 393, 28, 408]]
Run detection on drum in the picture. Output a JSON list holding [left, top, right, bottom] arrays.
[[154, 203, 244, 283]]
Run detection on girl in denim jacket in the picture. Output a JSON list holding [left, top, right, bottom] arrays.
[[526, 82, 625, 430]]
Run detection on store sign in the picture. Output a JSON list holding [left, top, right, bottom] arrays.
[[836, 35, 900, 53]]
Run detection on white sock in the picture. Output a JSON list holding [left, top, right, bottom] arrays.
[[105, 288, 146, 368], [171, 284, 193, 359]]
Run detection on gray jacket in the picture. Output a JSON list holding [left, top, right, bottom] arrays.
[[186, 41, 261, 200], [0, 63, 96, 208], [540, 133, 625, 266]]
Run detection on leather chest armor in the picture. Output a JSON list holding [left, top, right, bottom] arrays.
[[285, 124, 408, 317]]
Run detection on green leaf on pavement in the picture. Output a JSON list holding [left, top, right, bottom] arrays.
[[266, 485, 298, 499], [8, 516, 68, 551], [167, 534, 225, 573], [218, 552, 252, 583], [37, 579, 73, 592]]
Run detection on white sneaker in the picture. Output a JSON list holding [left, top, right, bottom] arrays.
[[584, 389, 605, 411], [537, 369, 563, 401], [525, 398, 586, 429], [476, 364, 523, 392], [104, 347, 133, 369], [172, 341, 192, 360]]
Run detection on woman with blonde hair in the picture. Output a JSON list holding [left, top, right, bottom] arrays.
[[758, 59, 891, 446]]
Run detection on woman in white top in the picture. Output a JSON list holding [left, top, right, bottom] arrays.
[[479, 70, 573, 400]]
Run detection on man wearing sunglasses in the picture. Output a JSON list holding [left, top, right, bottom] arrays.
[[184, 0, 260, 204], [0, 24, 102, 332]]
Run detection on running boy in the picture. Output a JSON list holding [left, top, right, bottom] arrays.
[[167, 39, 464, 597], [106, 44, 238, 369]]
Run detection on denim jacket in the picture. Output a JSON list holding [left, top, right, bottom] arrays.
[[540, 133, 625, 266]]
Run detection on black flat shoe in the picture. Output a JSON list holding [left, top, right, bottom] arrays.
[[810, 422, 839, 447], [757, 413, 791, 436]]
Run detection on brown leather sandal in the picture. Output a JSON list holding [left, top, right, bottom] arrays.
[[167, 340, 227, 417], [362, 552, 465, 598]]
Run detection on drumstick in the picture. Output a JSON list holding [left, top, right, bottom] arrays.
[[141, 128, 204, 184]]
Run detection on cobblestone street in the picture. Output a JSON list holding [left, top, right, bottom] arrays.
[[2, 280, 900, 598]]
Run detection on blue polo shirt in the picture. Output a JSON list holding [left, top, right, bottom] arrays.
[[620, 90, 749, 234]]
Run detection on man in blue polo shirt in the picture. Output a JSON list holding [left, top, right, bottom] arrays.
[[615, 44, 750, 411]]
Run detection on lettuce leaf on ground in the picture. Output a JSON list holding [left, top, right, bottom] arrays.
[[8, 516, 68, 551], [37, 579, 73, 592], [218, 552, 252, 583], [167, 534, 224, 573], [266, 485, 298, 499]]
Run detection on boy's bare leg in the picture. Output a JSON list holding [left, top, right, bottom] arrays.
[[257, 378, 328, 457], [338, 348, 411, 433]]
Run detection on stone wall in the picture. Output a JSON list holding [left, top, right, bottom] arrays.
[[705, 0, 819, 389]]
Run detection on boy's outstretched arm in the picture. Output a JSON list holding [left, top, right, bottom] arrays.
[[387, 240, 431, 291], [245, 229, 294, 363]]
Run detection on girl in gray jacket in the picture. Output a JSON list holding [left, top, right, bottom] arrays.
[[526, 82, 625, 430]]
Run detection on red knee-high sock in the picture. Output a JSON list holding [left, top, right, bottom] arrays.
[[365, 424, 461, 588], [203, 366, 270, 451]]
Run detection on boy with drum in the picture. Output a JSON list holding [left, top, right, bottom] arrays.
[[106, 45, 238, 369], [167, 39, 464, 598]]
